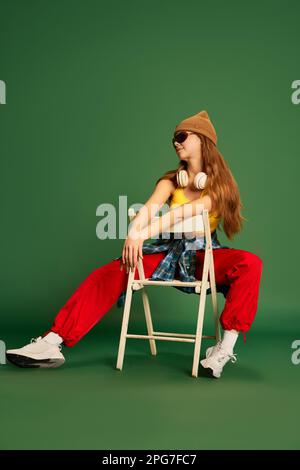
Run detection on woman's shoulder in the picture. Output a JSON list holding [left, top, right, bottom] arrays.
[[156, 178, 177, 197]]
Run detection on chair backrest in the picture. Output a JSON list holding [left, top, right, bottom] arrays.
[[127, 207, 215, 297]]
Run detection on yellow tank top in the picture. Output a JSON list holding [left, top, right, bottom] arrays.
[[169, 187, 220, 233]]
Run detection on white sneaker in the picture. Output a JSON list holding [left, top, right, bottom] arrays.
[[6, 336, 65, 369], [200, 340, 237, 378]]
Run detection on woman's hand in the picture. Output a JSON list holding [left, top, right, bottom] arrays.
[[121, 235, 144, 273]]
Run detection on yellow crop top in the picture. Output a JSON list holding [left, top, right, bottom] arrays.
[[169, 187, 220, 233]]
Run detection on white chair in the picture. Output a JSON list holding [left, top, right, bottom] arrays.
[[116, 208, 221, 377]]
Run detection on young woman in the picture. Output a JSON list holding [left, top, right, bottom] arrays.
[[6, 110, 263, 378]]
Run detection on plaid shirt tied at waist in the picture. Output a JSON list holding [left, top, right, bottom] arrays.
[[115, 230, 230, 308]]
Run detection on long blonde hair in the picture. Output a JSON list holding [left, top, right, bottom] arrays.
[[155, 133, 247, 241]]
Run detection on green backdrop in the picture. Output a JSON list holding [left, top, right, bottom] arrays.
[[1, 0, 299, 450]]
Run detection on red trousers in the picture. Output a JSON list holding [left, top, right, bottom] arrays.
[[43, 248, 263, 347]]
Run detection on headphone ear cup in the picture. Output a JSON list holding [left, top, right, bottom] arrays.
[[176, 170, 188, 187], [194, 172, 207, 190]]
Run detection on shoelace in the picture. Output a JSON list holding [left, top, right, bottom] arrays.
[[30, 336, 62, 351], [30, 336, 41, 343], [215, 340, 237, 364]]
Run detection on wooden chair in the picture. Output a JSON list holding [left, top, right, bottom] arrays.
[[116, 208, 221, 377]]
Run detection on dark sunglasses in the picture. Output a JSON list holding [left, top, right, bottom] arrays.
[[172, 131, 193, 147]]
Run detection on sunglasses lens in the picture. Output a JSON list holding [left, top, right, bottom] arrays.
[[172, 132, 188, 146]]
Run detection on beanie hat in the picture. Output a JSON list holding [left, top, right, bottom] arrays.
[[174, 110, 217, 146]]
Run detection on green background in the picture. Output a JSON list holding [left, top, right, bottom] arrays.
[[1, 0, 299, 450]]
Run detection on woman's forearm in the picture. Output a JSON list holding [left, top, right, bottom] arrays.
[[140, 200, 205, 240], [128, 204, 157, 236], [127, 202, 163, 240]]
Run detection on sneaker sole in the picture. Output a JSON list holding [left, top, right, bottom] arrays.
[[205, 366, 220, 379], [6, 353, 65, 369], [200, 360, 220, 379]]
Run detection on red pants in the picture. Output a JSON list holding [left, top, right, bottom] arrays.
[[43, 248, 263, 347]]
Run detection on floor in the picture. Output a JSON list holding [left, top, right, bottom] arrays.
[[1, 308, 299, 450]]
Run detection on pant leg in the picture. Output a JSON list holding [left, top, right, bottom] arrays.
[[43, 252, 166, 347], [195, 248, 264, 334]]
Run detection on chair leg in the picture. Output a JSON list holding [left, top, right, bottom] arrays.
[[192, 287, 207, 378], [0, 340, 6, 365], [211, 286, 221, 342], [137, 258, 157, 356], [192, 241, 211, 378], [209, 255, 221, 342], [116, 269, 135, 371], [141, 289, 157, 355]]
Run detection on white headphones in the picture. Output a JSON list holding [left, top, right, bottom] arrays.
[[176, 169, 207, 190]]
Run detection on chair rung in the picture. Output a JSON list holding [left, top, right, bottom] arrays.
[[132, 279, 210, 288], [126, 334, 216, 343], [153, 331, 214, 339]]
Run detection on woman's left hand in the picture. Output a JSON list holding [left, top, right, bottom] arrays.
[[120, 235, 144, 273]]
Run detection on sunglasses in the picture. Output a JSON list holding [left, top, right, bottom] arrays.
[[172, 131, 194, 148]]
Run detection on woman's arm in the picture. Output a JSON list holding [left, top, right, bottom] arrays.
[[122, 179, 174, 271], [127, 179, 174, 236], [139, 195, 212, 240]]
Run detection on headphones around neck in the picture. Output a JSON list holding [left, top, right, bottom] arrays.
[[176, 170, 207, 190]]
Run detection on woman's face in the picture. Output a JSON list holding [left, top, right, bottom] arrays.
[[173, 131, 202, 161]]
